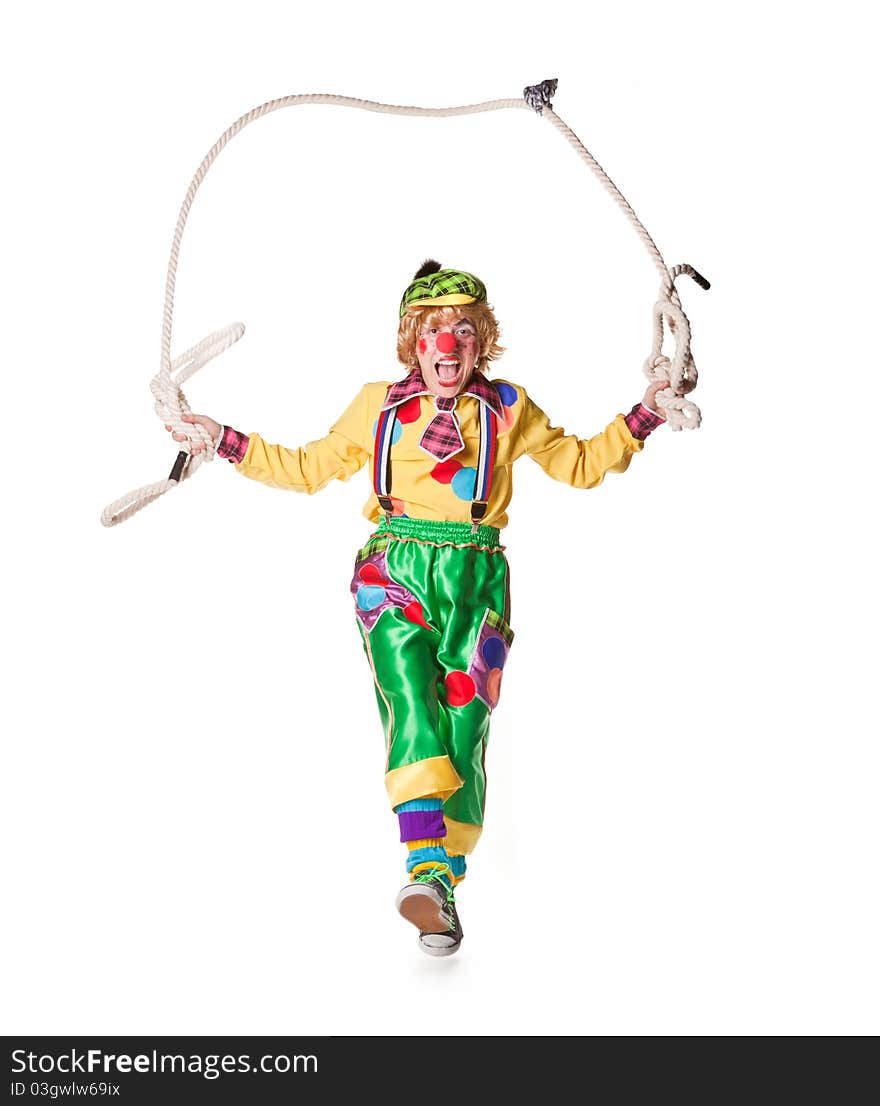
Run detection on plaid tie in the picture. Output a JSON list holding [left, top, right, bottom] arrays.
[[419, 396, 465, 461]]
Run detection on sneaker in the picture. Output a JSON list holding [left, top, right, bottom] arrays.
[[395, 864, 463, 957]]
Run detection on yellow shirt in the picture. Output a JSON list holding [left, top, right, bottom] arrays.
[[234, 377, 644, 530]]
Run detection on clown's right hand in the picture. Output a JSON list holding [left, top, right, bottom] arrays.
[[164, 413, 222, 455]]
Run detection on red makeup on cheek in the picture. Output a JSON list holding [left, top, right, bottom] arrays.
[[418, 338, 427, 353]]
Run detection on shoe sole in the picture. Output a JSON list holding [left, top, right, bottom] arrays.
[[396, 886, 462, 956], [396, 884, 449, 934]]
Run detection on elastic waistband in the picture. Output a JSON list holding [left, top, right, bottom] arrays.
[[374, 515, 503, 549]]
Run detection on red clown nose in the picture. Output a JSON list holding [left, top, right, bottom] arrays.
[[435, 331, 456, 353]]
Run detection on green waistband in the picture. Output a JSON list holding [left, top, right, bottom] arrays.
[[374, 515, 502, 548]]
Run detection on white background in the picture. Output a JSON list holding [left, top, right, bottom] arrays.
[[3, 0, 877, 1036]]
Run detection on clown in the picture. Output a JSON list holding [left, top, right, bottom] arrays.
[[169, 260, 668, 956]]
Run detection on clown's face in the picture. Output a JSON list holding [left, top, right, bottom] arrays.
[[415, 311, 481, 399]]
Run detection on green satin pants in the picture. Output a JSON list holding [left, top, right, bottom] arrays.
[[351, 516, 514, 854]]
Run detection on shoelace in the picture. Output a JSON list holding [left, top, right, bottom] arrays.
[[412, 863, 456, 904]]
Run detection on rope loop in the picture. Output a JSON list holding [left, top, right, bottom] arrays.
[[641, 263, 709, 430], [653, 389, 702, 431], [101, 323, 244, 527]]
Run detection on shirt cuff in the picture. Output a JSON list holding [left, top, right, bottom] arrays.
[[625, 403, 665, 440], [216, 425, 250, 463]]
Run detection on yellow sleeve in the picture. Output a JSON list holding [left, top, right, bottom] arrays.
[[516, 388, 644, 489], [235, 385, 371, 493]]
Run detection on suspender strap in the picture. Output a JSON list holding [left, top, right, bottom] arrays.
[[470, 403, 497, 527], [372, 401, 398, 513], [372, 391, 497, 524]]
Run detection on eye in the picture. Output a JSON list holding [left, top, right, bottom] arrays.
[[429, 328, 438, 335]]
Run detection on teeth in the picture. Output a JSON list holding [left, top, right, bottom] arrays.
[[437, 360, 460, 381]]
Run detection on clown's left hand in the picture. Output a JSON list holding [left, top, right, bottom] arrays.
[[164, 413, 222, 454], [641, 379, 671, 414]]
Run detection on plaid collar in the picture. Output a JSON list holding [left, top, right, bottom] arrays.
[[381, 368, 504, 419]]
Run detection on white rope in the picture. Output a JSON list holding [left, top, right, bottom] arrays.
[[101, 83, 705, 525], [101, 324, 244, 527], [540, 107, 706, 430]]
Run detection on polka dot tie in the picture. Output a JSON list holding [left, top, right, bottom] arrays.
[[419, 396, 465, 461]]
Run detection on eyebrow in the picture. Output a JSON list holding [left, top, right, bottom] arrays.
[[421, 318, 476, 330]]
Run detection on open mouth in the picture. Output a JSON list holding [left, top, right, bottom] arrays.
[[435, 357, 461, 384]]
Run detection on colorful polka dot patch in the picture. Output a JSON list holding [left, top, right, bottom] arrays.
[[494, 382, 518, 434], [396, 396, 422, 424], [428, 459, 477, 501], [465, 609, 514, 711], [450, 467, 477, 501], [481, 635, 507, 670], [495, 382, 518, 407], [351, 551, 436, 633], [445, 670, 476, 707], [430, 459, 460, 484]]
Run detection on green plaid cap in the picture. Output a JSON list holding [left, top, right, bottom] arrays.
[[399, 267, 487, 318]]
